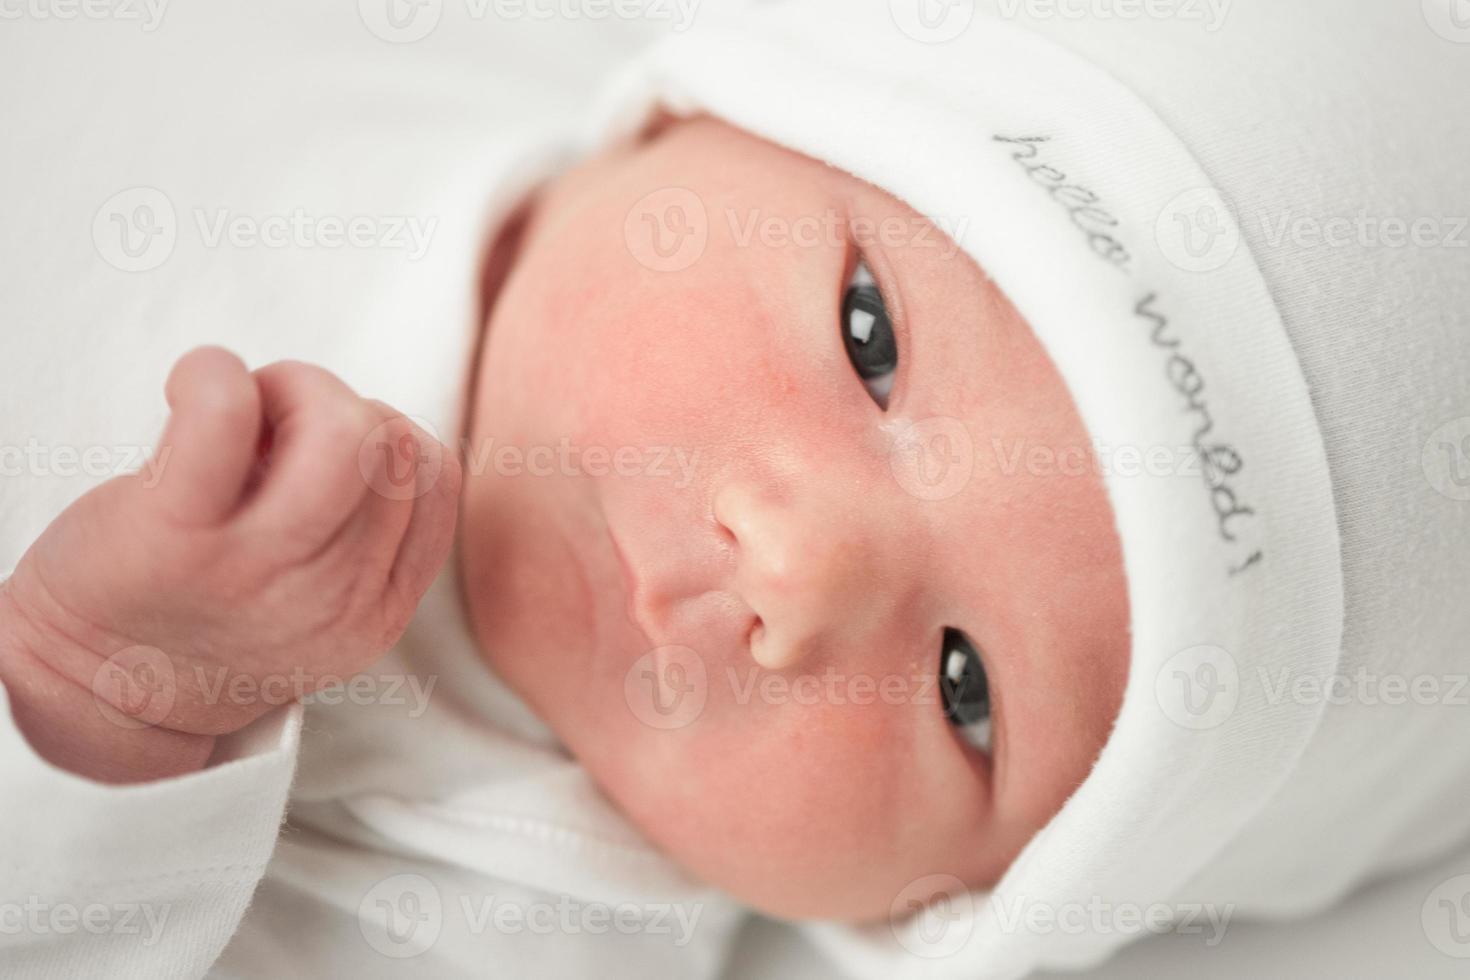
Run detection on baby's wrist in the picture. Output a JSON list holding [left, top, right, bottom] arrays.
[[0, 578, 217, 784]]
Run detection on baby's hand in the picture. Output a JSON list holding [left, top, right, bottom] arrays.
[[0, 348, 461, 781]]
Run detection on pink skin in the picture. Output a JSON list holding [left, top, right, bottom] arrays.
[[461, 117, 1131, 921], [0, 349, 461, 783]]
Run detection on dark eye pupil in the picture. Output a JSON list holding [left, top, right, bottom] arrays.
[[940, 628, 990, 726], [842, 283, 897, 379]]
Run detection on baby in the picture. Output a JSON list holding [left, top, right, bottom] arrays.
[[3, 1, 1468, 978], [0, 113, 1130, 920]]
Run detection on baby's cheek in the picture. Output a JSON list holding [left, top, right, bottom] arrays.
[[616, 689, 985, 918]]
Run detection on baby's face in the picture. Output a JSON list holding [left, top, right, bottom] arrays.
[[460, 118, 1129, 920]]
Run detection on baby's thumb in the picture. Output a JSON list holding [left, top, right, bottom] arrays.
[[149, 346, 262, 524]]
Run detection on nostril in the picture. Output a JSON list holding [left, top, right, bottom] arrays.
[[745, 616, 763, 650], [712, 483, 761, 550], [714, 514, 738, 547]]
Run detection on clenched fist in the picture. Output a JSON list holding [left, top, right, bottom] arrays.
[[0, 347, 461, 782]]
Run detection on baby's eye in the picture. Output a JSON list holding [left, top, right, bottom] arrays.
[[940, 628, 992, 753], [841, 257, 898, 408]]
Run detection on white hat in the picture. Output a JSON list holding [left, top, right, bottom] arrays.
[[590, 1, 1470, 975]]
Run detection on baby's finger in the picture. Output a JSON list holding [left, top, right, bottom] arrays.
[[149, 346, 261, 525], [354, 401, 425, 579], [387, 419, 462, 605], [240, 361, 374, 555]]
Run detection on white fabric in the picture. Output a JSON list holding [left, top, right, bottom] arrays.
[[586, 0, 1470, 976]]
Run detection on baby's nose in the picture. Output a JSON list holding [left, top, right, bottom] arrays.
[[713, 481, 882, 671]]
